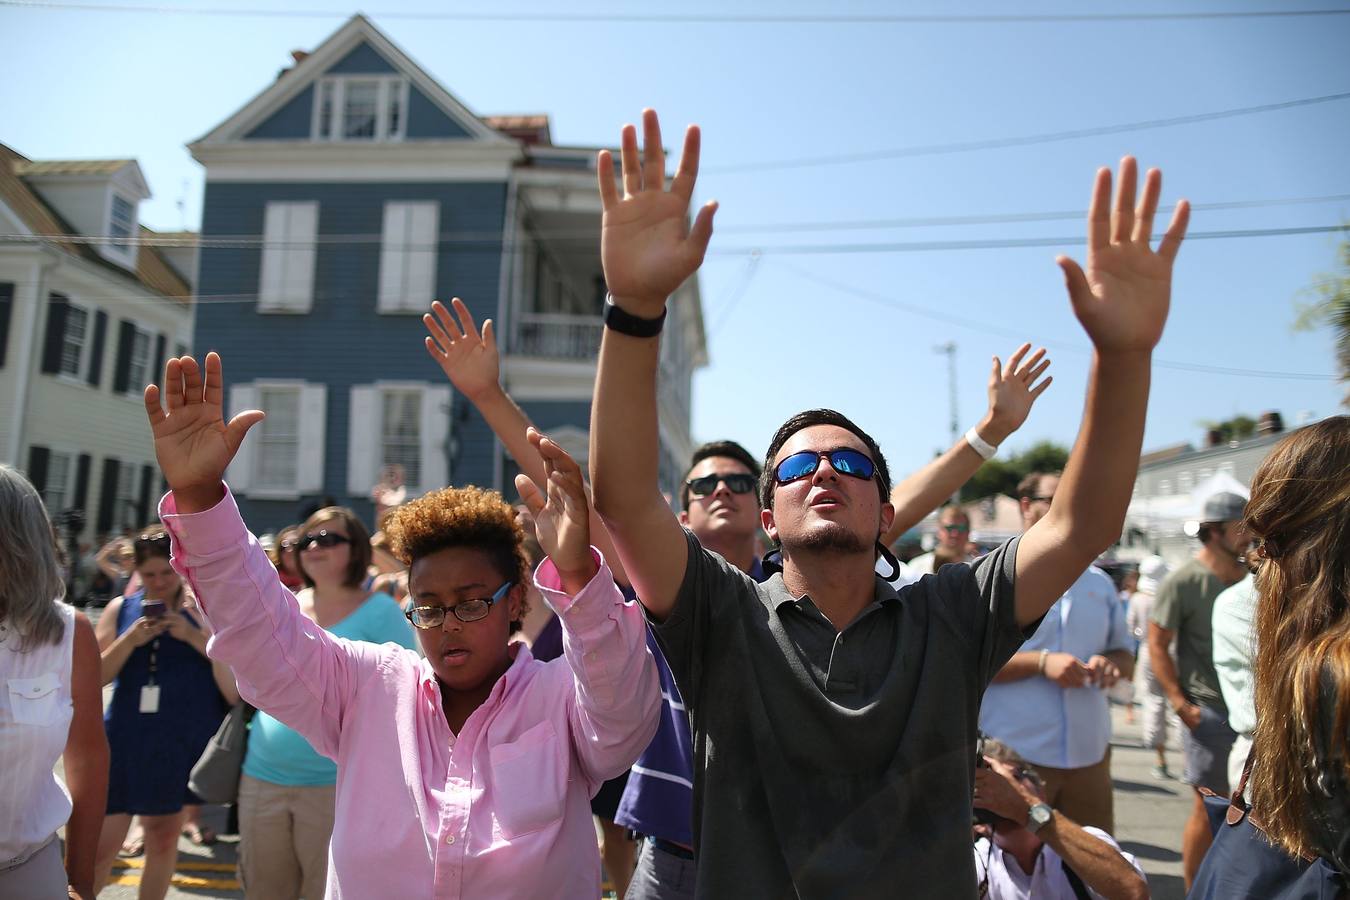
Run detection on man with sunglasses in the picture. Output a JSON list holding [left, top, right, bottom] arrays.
[[589, 109, 1187, 898], [979, 471, 1135, 835]]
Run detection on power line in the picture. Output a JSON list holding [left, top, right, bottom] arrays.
[[7, 223, 1344, 256], [5, 1, 1350, 23], [705, 91, 1350, 174], [771, 259, 1334, 381]]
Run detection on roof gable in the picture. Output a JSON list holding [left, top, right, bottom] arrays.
[[197, 15, 508, 146]]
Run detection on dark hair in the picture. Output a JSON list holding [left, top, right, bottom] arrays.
[[681, 440, 762, 511], [1017, 471, 1061, 501], [938, 503, 970, 525], [759, 409, 891, 510], [294, 507, 373, 589], [133, 526, 173, 567]]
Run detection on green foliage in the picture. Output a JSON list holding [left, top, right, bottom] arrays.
[[959, 440, 1071, 501], [1294, 237, 1350, 406], [1198, 415, 1258, 443]]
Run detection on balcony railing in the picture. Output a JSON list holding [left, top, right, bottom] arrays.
[[513, 313, 603, 360]]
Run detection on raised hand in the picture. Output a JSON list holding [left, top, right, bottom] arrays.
[[143, 353, 263, 511], [598, 109, 718, 318], [514, 428, 598, 594], [1058, 158, 1189, 354], [982, 343, 1053, 442], [423, 298, 500, 400]]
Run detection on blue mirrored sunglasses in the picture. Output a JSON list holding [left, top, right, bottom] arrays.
[[774, 448, 876, 485]]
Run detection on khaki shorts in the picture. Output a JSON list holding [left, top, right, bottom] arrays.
[[237, 773, 336, 900], [1031, 747, 1115, 834]]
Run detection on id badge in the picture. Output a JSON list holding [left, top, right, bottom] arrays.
[[139, 685, 161, 714]]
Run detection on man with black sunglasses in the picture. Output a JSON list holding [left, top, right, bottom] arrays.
[[589, 109, 1187, 898]]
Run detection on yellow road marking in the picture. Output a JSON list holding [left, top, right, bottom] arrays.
[[112, 858, 237, 872], [108, 873, 240, 889]]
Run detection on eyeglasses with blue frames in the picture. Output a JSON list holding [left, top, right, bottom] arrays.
[[773, 448, 877, 486], [405, 581, 515, 629]]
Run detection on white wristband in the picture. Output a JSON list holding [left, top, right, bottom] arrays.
[[964, 427, 998, 461]]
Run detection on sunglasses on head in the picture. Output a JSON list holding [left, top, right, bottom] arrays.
[[297, 530, 352, 552], [685, 473, 758, 498], [136, 532, 170, 547], [773, 448, 876, 486], [406, 581, 514, 629]]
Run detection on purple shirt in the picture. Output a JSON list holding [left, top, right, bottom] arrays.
[[161, 487, 660, 899], [615, 555, 765, 845]]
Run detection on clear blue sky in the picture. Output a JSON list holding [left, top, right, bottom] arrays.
[[3, 0, 1348, 477]]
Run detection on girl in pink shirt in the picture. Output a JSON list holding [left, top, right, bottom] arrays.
[[144, 353, 661, 899]]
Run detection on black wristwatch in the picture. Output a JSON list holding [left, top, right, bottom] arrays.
[[603, 295, 666, 338]]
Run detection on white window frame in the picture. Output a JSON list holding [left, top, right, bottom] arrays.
[[56, 300, 93, 383], [124, 326, 152, 397], [258, 201, 319, 313], [227, 381, 327, 499], [347, 382, 450, 499], [115, 463, 139, 531], [310, 76, 408, 143], [377, 201, 439, 313], [108, 193, 136, 260], [42, 450, 76, 515]]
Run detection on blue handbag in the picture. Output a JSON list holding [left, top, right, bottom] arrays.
[[1190, 753, 1346, 899]]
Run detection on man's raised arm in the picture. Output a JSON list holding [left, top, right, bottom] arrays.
[[881, 343, 1051, 544], [589, 110, 717, 621], [1014, 157, 1189, 627]]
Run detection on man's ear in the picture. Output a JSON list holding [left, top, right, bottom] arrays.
[[761, 508, 778, 543], [678, 510, 690, 526], [879, 501, 895, 540]]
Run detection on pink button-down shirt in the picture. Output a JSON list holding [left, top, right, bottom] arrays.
[[160, 488, 660, 899]]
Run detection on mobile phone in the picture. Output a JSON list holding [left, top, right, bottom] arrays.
[[142, 599, 167, 619]]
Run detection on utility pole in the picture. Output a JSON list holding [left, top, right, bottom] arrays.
[[934, 341, 960, 504]]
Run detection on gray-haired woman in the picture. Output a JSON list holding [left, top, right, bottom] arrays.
[[0, 464, 109, 899]]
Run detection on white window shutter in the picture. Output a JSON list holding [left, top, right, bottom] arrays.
[[377, 203, 407, 313], [258, 204, 288, 311], [226, 383, 259, 492], [418, 385, 451, 494], [285, 202, 318, 313], [296, 384, 327, 494], [347, 385, 380, 495], [406, 202, 439, 311]]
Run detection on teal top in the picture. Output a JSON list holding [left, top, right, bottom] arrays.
[[241, 591, 417, 786]]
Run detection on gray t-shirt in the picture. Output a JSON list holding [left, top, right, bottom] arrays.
[[653, 530, 1031, 900], [1151, 558, 1228, 712]]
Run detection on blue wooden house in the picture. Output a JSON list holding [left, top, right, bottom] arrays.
[[190, 15, 706, 531]]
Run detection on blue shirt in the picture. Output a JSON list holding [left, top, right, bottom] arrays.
[[615, 554, 765, 845], [1211, 573, 1257, 736], [979, 566, 1131, 769], [241, 592, 416, 786]]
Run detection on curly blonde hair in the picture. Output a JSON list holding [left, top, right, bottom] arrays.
[[384, 486, 530, 630]]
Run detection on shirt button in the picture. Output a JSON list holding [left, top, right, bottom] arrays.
[[445, 835, 455, 845]]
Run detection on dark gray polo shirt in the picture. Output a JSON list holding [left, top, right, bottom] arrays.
[[653, 530, 1033, 900]]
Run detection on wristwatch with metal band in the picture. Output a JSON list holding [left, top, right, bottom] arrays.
[[1026, 802, 1053, 834]]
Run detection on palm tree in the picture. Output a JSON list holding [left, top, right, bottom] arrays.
[[1296, 237, 1350, 407]]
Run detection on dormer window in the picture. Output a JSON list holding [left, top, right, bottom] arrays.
[[109, 194, 136, 256], [313, 76, 407, 142]]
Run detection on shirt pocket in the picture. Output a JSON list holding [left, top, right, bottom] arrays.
[[7, 672, 65, 726], [489, 720, 566, 839]]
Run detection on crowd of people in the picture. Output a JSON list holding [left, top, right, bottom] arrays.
[[1, 107, 1347, 900]]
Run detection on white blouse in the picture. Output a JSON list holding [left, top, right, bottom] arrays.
[[0, 601, 75, 870]]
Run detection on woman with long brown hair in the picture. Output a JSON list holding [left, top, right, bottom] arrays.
[[1244, 414, 1350, 876]]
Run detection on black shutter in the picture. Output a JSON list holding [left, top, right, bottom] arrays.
[[97, 458, 120, 535], [138, 464, 154, 527], [27, 445, 51, 495], [73, 454, 92, 510], [86, 310, 108, 387], [151, 333, 166, 388], [40, 293, 70, 374], [0, 282, 13, 368], [112, 320, 135, 394]]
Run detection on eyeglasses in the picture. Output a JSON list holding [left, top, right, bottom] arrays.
[[685, 473, 757, 498], [135, 532, 170, 547], [406, 581, 515, 629], [774, 448, 876, 486], [297, 530, 352, 552], [279, 539, 299, 553], [1027, 495, 1055, 505], [941, 523, 971, 534]]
